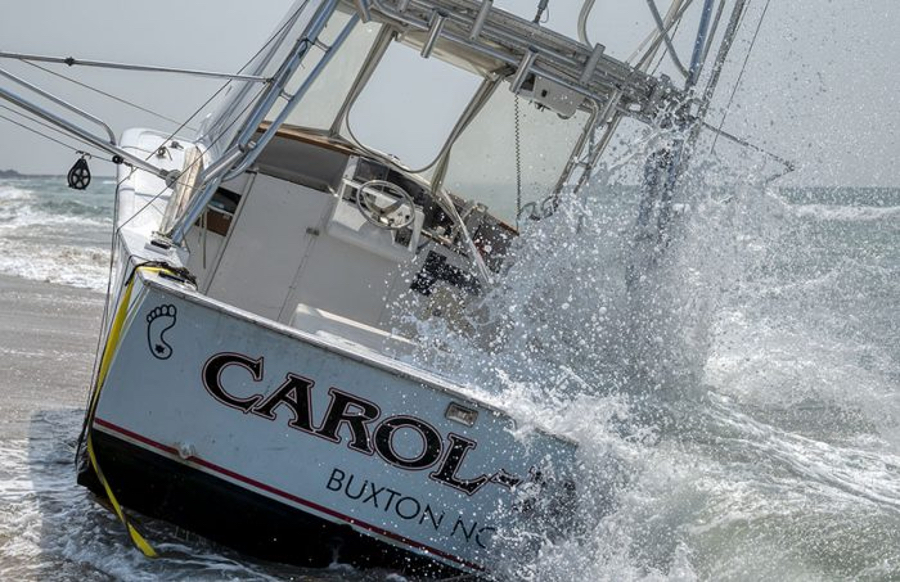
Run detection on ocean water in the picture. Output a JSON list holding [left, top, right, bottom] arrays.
[[0, 173, 898, 580], [0, 177, 113, 291]]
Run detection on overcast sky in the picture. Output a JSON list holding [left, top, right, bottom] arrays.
[[0, 0, 897, 186]]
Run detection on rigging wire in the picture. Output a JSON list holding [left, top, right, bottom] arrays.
[[8, 0, 307, 170], [0, 106, 111, 162], [645, 0, 690, 78], [87, 0, 316, 284], [514, 96, 523, 227], [0, 110, 83, 154], [116, 82, 269, 234], [0, 103, 97, 154], [651, 17, 684, 76], [10, 1, 310, 136], [21, 60, 195, 130], [134, 0, 318, 167], [711, 0, 772, 153]]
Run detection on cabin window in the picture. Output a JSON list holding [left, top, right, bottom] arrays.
[[345, 43, 482, 170], [279, 13, 383, 131], [442, 90, 591, 225]]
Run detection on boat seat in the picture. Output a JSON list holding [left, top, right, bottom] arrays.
[[290, 303, 417, 357]]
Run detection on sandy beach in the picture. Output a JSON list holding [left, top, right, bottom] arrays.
[[0, 274, 103, 438]]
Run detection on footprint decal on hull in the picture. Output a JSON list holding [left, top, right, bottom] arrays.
[[147, 304, 177, 360]]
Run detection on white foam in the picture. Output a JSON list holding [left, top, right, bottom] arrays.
[[0, 180, 111, 290], [0, 239, 109, 291], [787, 202, 900, 222]]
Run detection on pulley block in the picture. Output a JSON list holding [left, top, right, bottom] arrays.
[[67, 155, 91, 190]]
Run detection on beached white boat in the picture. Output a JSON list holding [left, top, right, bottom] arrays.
[[0, 0, 776, 575]]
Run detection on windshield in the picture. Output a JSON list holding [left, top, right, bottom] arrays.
[[275, 9, 380, 131], [199, 0, 325, 164], [442, 91, 592, 224], [273, 7, 595, 225], [346, 44, 482, 170]]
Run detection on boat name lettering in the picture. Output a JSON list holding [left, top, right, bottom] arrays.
[[202, 352, 525, 496], [326, 467, 495, 549]]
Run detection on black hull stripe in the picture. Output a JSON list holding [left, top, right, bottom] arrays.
[[93, 417, 484, 572]]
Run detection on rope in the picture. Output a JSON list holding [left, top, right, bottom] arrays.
[[710, 0, 772, 153], [73, 86, 263, 549], [74, 72, 265, 559], [71, 2, 316, 558], [83, 264, 177, 558], [514, 96, 523, 227]]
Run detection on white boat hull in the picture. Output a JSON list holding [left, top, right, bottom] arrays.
[[81, 269, 576, 574]]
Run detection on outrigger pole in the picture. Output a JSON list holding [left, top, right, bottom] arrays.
[[0, 51, 271, 83], [0, 67, 174, 180], [636, 0, 750, 244]]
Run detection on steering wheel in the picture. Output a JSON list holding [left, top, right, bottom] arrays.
[[354, 179, 416, 231]]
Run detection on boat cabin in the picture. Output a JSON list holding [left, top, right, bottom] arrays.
[[160, 2, 640, 353]]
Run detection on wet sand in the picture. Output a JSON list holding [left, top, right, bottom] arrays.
[[0, 274, 104, 438], [0, 274, 329, 581]]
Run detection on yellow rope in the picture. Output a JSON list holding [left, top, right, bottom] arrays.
[[85, 266, 168, 558]]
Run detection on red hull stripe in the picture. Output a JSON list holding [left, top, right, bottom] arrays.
[[92, 417, 483, 572]]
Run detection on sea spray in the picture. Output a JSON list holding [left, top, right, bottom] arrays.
[[0, 172, 897, 579], [403, 158, 900, 579]]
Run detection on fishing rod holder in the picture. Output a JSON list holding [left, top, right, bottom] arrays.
[[509, 47, 538, 94], [421, 10, 449, 58], [365, 0, 686, 123]]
